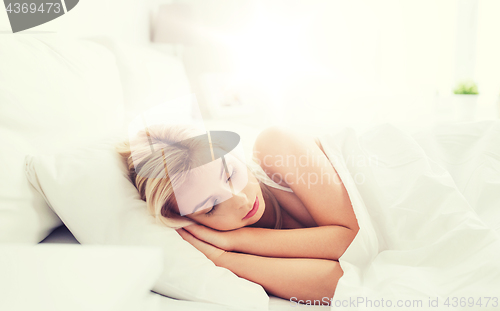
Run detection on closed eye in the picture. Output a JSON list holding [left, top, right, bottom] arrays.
[[205, 199, 218, 216], [206, 168, 237, 216]]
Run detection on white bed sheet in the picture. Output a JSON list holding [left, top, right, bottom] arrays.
[[318, 120, 500, 311], [1, 242, 163, 311]]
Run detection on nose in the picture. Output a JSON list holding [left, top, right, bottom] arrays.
[[233, 191, 249, 209]]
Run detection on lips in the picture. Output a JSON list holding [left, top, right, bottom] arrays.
[[242, 195, 259, 220]]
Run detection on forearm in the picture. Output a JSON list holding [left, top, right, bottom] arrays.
[[214, 251, 343, 302], [232, 226, 357, 260]]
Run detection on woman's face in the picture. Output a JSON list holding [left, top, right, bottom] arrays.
[[173, 149, 265, 231]]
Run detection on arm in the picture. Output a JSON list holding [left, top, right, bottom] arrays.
[[232, 225, 357, 260], [215, 251, 343, 302], [184, 223, 357, 260], [177, 228, 343, 302]]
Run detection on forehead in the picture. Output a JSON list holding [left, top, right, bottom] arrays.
[[173, 155, 230, 216]]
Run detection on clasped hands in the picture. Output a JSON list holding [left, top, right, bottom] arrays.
[[176, 224, 242, 264]]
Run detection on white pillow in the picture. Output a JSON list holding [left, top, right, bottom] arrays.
[[0, 34, 125, 243], [24, 136, 269, 309], [0, 244, 163, 311], [85, 37, 193, 125]]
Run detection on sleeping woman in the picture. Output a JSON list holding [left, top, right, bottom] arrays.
[[116, 124, 359, 303]]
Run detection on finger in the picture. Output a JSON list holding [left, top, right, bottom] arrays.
[[177, 228, 210, 250], [182, 224, 198, 234], [176, 228, 197, 244], [178, 229, 226, 263], [184, 223, 206, 233], [184, 224, 200, 229], [184, 224, 211, 241]]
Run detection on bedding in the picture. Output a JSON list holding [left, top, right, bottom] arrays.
[[0, 243, 163, 311], [85, 37, 193, 125], [319, 120, 500, 310], [412, 121, 500, 233], [41, 224, 304, 311], [0, 34, 125, 243]]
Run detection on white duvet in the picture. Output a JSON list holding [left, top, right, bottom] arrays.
[[318, 120, 500, 311]]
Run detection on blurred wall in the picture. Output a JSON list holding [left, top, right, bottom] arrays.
[[166, 0, 499, 127], [2, 0, 498, 127]]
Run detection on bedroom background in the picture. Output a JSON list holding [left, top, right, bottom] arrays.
[[2, 0, 498, 131]]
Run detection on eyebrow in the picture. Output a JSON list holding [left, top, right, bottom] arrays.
[[191, 161, 226, 214]]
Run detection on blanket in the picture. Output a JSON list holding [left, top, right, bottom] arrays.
[[317, 120, 500, 311]]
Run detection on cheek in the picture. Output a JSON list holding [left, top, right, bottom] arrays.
[[212, 215, 242, 231], [248, 172, 259, 186], [217, 208, 249, 230]]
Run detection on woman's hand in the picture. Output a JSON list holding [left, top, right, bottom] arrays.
[[181, 223, 239, 252], [176, 228, 226, 264]]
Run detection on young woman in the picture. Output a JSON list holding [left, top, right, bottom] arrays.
[[116, 124, 359, 303]]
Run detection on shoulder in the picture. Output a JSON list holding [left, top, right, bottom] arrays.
[[253, 126, 295, 152], [253, 126, 296, 165], [252, 126, 320, 171]]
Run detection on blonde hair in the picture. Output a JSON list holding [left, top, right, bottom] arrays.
[[115, 124, 282, 229]]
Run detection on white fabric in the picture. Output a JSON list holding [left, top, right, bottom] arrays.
[[0, 244, 163, 311], [24, 136, 269, 310], [54, 0, 150, 46], [0, 34, 125, 243], [86, 37, 193, 125], [318, 121, 500, 310], [38, 226, 306, 311], [412, 121, 500, 233]]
